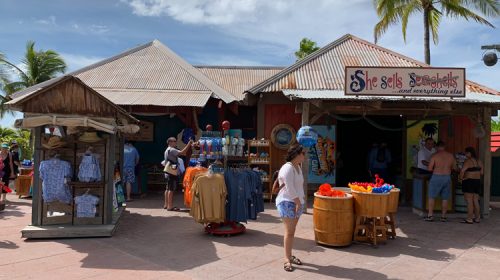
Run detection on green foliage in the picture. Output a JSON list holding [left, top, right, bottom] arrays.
[[373, 0, 500, 64], [492, 119, 500, 132], [0, 126, 32, 160], [295, 38, 321, 61], [0, 41, 67, 116]]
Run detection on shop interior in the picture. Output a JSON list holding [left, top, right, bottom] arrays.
[[336, 115, 403, 188]]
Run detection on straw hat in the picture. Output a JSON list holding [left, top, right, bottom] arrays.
[[78, 131, 102, 143], [42, 136, 67, 149]]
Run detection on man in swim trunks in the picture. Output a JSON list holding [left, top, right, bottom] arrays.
[[425, 141, 456, 222]]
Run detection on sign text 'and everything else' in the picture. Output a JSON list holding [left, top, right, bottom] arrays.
[[345, 67, 465, 97]]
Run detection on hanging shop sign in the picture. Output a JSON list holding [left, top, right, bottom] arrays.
[[124, 120, 153, 142], [345, 67, 465, 97]]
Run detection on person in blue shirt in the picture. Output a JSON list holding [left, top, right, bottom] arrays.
[[368, 142, 391, 181], [123, 141, 139, 202]]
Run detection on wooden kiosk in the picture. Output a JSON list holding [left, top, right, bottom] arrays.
[[6, 75, 138, 239]]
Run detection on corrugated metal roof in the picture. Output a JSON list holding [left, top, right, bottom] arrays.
[[283, 89, 500, 104], [196, 66, 284, 101], [74, 40, 235, 103], [6, 75, 138, 122], [248, 34, 499, 97], [95, 88, 211, 107]]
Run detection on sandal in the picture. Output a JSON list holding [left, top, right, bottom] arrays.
[[440, 217, 447, 222], [424, 216, 434, 222], [460, 219, 473, 224], [473, 218, 481, 223], [283, 261, 293, 272], [291, 256, 302, 265]]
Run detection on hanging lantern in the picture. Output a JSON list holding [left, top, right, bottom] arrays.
[[296, 126, 318, 148]]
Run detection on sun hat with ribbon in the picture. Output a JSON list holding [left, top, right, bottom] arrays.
[[42, 136, 67, 149], [78, 131, 102, 143]]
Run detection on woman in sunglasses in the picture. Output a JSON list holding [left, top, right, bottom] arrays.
[[276, 144, 306, 272]]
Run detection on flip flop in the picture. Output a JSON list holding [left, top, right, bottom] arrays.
[[460, 219, 473, 224], [291, 256, 302, 265], [167, 207, 180, 211]]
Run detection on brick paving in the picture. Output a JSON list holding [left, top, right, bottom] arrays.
[[1, 192, 500, 280]]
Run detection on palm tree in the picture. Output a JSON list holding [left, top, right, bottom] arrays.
[[0, 126, 17, 139], [374, 0, 500, 64], [295, 38, 321, 61], [422, 123, 438, 138], [0, 41, 67, 115]]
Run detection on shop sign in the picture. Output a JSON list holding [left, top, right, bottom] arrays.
[[345, 67, 465, 97], [124, 120, 153, 142]]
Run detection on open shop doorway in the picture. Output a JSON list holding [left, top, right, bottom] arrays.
[[336, 116, 403, 187]]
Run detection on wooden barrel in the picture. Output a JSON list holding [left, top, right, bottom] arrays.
[[387, 188, 400, 214], [352, 191, 389, 217], [313, 193, 354, 247]]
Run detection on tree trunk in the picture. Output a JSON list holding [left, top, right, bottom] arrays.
[[423, 8, 431, 65]]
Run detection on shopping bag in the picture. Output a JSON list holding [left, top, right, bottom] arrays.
[[163, 161, 179, 176], [115, 183, 125, 204]]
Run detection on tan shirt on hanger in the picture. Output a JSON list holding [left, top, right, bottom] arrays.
[[190, 174, 226, 223]]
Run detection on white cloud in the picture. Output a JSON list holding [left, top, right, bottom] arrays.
[[89, 24, 110, 34], [190, 54, 267, 66], [124, 0, 500, 89], [126, 0, 261, 24], [60, 53, 104, 71], [35, 15, 56, 25]]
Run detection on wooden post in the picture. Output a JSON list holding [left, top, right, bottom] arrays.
[[104, 133, 116, 224], [32, 127, 42, 226], [480, 108, 492, 217], [302, 102, 310, 212]]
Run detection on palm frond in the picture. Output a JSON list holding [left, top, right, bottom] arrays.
[[461, 0, 500, 17], [429, 8, 442, 44], [402, 0, 422, 42], [441, 0, 496, 27]]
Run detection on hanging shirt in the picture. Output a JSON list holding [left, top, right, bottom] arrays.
[[39, 158, 72, 204], [190, 174, 226, 223], [78, 154, 101, 182], [183, 166, 208, 207], [75, 194, 99, 218]]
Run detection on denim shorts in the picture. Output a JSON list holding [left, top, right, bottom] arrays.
[[428, 174, 451, 199], [277, 201, 303, 219]]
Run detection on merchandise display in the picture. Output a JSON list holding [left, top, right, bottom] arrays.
[[348, 174, 394, 193], [74, 192, 100, 218], [296, 126, 319, 148], [39, 156, 72, 204], [316, 183, 346, 198], [78, 152, 102, 182]]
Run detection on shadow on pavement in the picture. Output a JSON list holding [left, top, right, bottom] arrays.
[[0, 240, 19, 249], [297, 263, 398, 280]]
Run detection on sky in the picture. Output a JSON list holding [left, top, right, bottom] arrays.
[[1, 0, 499, 127]]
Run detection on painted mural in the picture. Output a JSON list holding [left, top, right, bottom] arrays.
[[406, 120, 439, 177], [307, 125, 336, 184]]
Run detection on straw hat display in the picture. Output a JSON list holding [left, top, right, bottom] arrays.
[[42, 136, 67, 149], [78, 131, 102, 143]]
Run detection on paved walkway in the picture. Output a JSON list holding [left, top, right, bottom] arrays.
[[1, 192, 500, 280]]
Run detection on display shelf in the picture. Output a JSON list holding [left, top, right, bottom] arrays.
[[247, 139, 273, 202]]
